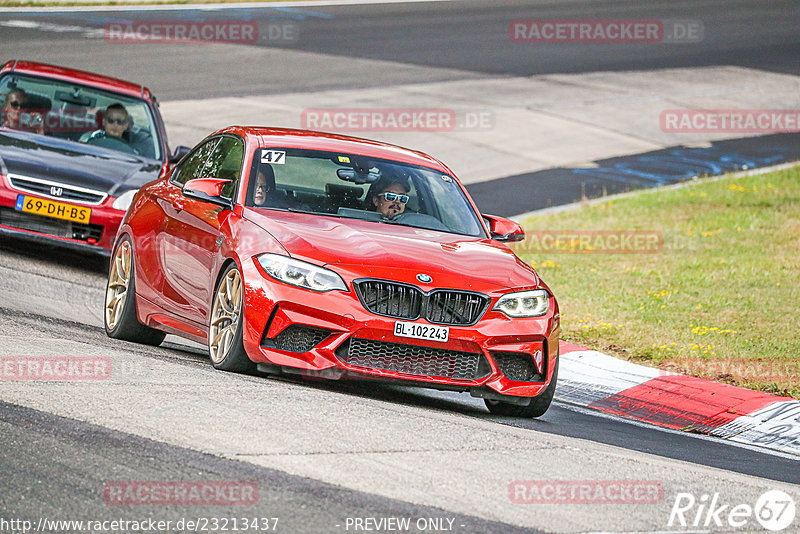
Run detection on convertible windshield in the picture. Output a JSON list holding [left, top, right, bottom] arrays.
[[246, 148, 486, 237], [0, 73, 161, 160]]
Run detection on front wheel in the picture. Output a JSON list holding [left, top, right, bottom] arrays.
[[485, 357, 558, 418], [104, 237, 166, 346], [208, 263, 256, 374]]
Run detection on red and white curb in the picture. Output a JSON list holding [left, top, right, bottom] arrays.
[[556, 341, 800, 456]]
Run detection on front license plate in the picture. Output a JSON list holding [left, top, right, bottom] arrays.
[[15, 195, 91, 224], [394, 321, 449, 343]]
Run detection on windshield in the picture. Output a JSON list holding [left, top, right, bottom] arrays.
[[246, 148, 486, 238], [0, 73, 162, 160]]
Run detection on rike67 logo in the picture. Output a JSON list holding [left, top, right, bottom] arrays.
[[668, 490, 796, 531]]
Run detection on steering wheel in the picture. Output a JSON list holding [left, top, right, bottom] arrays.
[[85, 135, 140, 155]]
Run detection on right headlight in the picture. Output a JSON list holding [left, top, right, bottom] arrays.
[[257, 253, 347, 292], [493, 289, 550, 318]]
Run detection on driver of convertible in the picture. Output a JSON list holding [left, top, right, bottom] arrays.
[[80, 103, 138, 152]]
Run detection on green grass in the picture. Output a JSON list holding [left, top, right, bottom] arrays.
[[510, 165, 800, 398]]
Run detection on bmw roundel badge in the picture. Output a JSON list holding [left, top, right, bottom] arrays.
[[416, 273, 433, 284]]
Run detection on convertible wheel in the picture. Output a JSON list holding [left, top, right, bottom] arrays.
[[485, 357, 558, 418], [104, 237, 166, 346], [209, 263, 255, 373]]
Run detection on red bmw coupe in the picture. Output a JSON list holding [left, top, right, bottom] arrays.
[[104, 127, 560, 417]]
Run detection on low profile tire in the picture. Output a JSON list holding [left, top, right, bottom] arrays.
[[104, 237, 166, 346], [208, 263, 256, 374], [484, 357, 559, 418]]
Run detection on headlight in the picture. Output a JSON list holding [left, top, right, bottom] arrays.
[[257, 253, 347, 292], [112, 190, 137, 211], [493, 289, 549, 318]]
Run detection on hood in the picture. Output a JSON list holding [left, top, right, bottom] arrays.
[[244, 209, 540, 291], [0, 130, 163, 197]]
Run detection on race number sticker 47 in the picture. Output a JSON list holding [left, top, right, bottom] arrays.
[[261, 150, 286, 164]]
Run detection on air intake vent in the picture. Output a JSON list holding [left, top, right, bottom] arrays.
[[0, 207, 103, 243], [261, 325, 333, 353], [492, 351, 544, 382], [354, 280, 489, 325], [336, 337, 490, 380]]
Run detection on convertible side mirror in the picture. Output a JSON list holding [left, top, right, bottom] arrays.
[[483, 214, 525, 242], [169, 145, 191, 165], [182, 178, 233, 210]]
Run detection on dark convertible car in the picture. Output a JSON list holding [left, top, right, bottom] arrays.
[[0, 60, 188, 255]]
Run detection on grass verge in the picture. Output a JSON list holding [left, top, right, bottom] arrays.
[[510, 164, 800, 398]]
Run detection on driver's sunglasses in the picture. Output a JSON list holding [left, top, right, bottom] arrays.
[[379, 192, 409, 204], [106, 117, 127, 125], [6, 100, 21, 109]]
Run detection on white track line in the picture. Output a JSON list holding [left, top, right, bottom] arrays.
[[0, 0, 464, 14]]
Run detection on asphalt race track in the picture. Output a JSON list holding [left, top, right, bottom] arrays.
[[2, 0, 799, 99], [2, 237, 799, 532], [1, 1, 799, 533]]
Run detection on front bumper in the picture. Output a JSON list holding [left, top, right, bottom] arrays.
[[0, 186, 122, 254], [240, 258, 560, 398]]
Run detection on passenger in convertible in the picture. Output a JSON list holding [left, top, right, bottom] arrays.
[[1, 88, 44, 134]]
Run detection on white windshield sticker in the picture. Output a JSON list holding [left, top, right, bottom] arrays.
[[261, 150, 286, 164]]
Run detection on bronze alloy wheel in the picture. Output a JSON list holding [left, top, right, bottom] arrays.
[[104, 237, 166, 346], [209, 267, 243, 365], [105, 239, 131, 330]]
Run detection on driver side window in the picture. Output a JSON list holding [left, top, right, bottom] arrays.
[[171, 138, 220, 186], [202, 136, 244, 199]]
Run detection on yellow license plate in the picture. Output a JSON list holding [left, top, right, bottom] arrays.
[[15, 195, 92, 224]]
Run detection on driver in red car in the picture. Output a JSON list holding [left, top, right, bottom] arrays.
[[368, 177, 410, 219], [80, 103, 139, 154]]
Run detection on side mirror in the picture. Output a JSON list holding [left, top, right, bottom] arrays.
[[483, 214, 525, 242], [169, 145, 191, 165], [182, 178, 233, 210]]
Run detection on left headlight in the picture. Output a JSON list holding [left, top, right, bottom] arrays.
[[493, 289, 550, 318], [112, 190, 137, 212], [257, 253, 347, 292]]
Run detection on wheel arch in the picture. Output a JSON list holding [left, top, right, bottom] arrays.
[[209, 255, 246, 324], [213, 257, 242, 293]]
